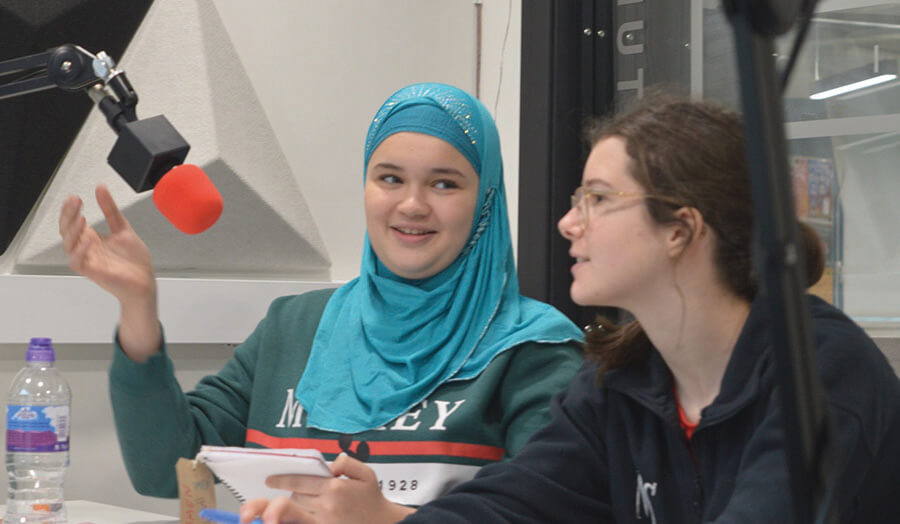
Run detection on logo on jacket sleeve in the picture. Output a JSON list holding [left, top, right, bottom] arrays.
[[635, 471, 658, 523]]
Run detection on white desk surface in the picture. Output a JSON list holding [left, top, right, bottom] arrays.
[[0, 500, 177, 524]]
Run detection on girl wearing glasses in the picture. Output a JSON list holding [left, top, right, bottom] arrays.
[[58, 83, 583, 522], [384, 96, 898, 522]]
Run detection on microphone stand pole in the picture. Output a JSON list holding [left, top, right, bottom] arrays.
[[721, 2, 836, 523]]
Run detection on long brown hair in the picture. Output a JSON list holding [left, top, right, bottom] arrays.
[[583, 93, 825, 378]]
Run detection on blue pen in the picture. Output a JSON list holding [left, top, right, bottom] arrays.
[[199, 508, 263, 524]]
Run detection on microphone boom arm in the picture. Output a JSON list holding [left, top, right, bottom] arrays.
[[0, 45, 98, 99], [0, 43, 189, 192]]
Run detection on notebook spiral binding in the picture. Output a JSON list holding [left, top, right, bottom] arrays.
[[210, 472, 246, 503]]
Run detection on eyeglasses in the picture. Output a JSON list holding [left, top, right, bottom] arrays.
[[569, 186, 684, 227]]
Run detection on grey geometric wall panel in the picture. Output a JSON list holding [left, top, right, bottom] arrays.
[[20, 158, 328, 276], [15, 0, 330, 277]]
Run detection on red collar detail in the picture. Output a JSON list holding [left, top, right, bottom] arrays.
[[673, 385, 699, 440]]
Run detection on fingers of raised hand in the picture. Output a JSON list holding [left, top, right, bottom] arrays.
[[59, 194, 106, 276], [62, 218, 104, 276], [59, 194, 82, 231], [59, 196, 85, 250], [95, 184, 130, 234], [61, 214, 88, 257], [68, 225, 96, 270]]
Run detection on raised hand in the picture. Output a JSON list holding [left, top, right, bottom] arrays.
[[240, 454, 415, 524], [59, 185, 161, 361]]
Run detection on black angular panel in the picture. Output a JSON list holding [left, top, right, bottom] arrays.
[[0, 0, 153, 254]]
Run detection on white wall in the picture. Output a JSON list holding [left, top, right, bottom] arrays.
[[478, 0, 522, 257]]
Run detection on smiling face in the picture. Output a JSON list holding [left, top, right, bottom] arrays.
[[557, 136, 675, 310], [365, 132, 479, 280]]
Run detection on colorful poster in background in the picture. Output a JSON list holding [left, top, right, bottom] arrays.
[[791, 156, 835, 220], [807, 157, 835, 220], [791, 157, 810, 217], [790, 155, 836, 304]]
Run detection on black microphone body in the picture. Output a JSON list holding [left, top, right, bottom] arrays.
[[106, 114, 190, 192]]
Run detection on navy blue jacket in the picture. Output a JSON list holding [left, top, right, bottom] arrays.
[[405, 296, 900, 523]]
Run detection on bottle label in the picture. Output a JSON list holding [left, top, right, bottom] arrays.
[[5, 405, 69, 452]]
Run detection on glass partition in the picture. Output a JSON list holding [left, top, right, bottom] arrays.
[[615, 0, 900, 335]]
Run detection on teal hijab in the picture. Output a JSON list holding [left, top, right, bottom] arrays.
[[296, 83, 582, 433]]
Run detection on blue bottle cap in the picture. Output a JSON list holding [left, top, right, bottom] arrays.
[[26, 337, 55, 362]]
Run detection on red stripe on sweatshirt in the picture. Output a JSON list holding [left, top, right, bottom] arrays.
[[245, 429, 504, 461]]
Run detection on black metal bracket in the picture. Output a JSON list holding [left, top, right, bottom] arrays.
[[0, 43, 140, 129], [0, 43, 188, 192], [1, 44, 100, 99]]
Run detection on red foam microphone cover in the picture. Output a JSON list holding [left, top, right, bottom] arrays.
[[152, 164, 223, 234]]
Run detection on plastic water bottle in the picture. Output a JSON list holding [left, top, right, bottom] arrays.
[[5, 338, 70, 524]]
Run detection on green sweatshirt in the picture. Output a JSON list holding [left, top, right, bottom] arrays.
[[109, 288, 583, 505]]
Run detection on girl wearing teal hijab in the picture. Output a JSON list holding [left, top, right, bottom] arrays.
[[297, 82, 583, 433], [60, 82, 583, 522]]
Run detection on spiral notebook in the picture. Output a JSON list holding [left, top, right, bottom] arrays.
[[195, 445, 333, 503]]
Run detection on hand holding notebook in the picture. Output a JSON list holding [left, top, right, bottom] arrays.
[[195, 445, 333, 503]]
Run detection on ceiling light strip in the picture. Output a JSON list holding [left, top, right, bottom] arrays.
[[809, 74, 898, 100]]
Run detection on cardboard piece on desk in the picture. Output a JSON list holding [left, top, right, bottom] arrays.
[[176, 457, 216, 524]]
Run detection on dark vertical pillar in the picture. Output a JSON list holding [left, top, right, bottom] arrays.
[[518, 0, 613, 328]]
